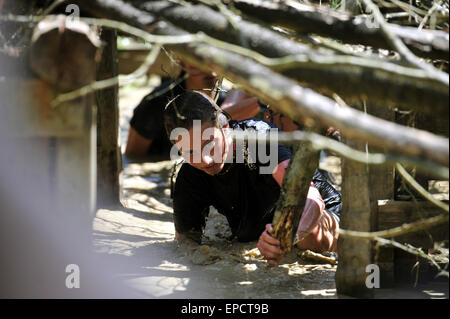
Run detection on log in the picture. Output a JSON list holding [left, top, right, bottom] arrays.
[[230, 0, 449, 60], [335, 137, 376, 298], [166, 42, 449, 167], [72, 0, 449, 169], [272, 143, 320, 254], [129, 0, 449, 117], [29, 15, 101, 92], [96, 28, 121, 208], [365, 102, 395, 288]]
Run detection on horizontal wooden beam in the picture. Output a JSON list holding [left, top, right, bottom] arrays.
[[377, 200, 449, 247]]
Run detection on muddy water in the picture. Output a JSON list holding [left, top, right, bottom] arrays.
[[91, 84, 448, 299]]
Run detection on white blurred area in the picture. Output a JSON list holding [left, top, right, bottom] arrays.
[[0, 66, 142, 299]]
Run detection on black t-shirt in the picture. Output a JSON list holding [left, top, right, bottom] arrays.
[[172, 118, 342, 243], [173, 119, 291, 242], [129, 77, 187, 155]]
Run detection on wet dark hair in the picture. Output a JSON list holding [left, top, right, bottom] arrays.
[[163, 90, 229, 142]]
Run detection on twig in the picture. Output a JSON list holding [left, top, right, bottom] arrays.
[[50, 45, 162, 107], [231, 130, 449, 179], [374, 237, 443, 271], [361, 0, 449, 87], [419, 0, 443, 30], [2, 14, 448, 170], [395, 162, 449, 213], [339, 213, 448, 240], [42, 0, 67, 16], [0, 14, 197, 45]]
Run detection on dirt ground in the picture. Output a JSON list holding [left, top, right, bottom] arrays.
[[91, 81, 449, 299]]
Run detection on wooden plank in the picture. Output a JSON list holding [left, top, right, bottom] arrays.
[[0, 79, 88, 138], [367, 102, 395, 202], [377, 200, 449, 247], [336, 137, 376, 298], [53, 94, 97, 224], [95, 29, 121, 207], [366, 102, 395, 288]]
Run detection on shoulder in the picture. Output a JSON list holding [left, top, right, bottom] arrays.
[[230, 118, 276, 132]]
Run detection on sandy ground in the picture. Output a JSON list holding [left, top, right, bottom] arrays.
[[91, 81, 449, 299]]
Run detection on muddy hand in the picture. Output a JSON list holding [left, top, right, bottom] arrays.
[[257, 224, 284, 266]]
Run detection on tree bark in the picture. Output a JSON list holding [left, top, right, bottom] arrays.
[[29, 15, 101, 92], [272, 143, 320, 254], [73, 0, 449, 168], [336, 137, 376, 298], [96, 28, 121, 208], [129, 0, 448, 118], [230, 0, 449, 60]]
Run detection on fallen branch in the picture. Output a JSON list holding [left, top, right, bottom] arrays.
[[232, 130, 449, 179], [229, 0, 449, 60], [339, 213, 448, 240], [19, 0, 450, 168], [272, 143, 321, 255], [129, 0, 449, 114], [374, 237, 445, 272], [51, 44, 162, 107], [361, 0, 449, 86], [298, 250, 338, 265]]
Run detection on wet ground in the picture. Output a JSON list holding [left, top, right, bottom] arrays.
[[91, 81, 449, 299]]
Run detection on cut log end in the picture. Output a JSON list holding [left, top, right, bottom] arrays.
[[29, 16, 101, 92]]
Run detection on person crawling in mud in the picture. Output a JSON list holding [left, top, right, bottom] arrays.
[[125, 62, 262, 159], [163, 90, 342, 266]]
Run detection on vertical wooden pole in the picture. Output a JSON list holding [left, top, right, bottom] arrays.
[[367, 103, 395, 288], [335, 102, 379, 298], [95, 28, 121, 208]]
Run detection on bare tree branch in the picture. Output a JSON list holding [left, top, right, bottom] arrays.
[[339, 213, 448, 240], [361, 0, 449, 86], [229, 0, 449, 60], [10, 1, 448, 168], [129, 0, 449, 117]]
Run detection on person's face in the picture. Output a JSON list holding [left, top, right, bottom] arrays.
[[176, 121, 230, 176]]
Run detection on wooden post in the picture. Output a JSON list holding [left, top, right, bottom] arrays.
[[366, 103, 395, 288], [95, 28, 121, 208], [27, 16, 100, 223], [335, 102, 378, 297], [0, 13, 100, 297]]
